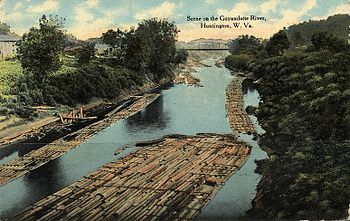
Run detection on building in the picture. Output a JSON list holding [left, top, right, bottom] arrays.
[[0, 35, 20, 59], [94, 43, 113, 56]]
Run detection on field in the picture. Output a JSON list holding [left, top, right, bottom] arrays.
[[0, 60, 22, 102]]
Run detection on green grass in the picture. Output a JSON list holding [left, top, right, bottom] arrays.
[[0, 60, 22, 101]]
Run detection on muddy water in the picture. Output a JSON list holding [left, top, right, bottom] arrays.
[[0, 55, 266, 220]]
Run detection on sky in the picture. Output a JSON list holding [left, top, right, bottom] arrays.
[[0, 0, 349, 41]]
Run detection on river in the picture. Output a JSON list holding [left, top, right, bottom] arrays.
[[0, 54, 267, 220]]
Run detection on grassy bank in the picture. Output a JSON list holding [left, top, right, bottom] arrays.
[[0, 60, 22, 102]]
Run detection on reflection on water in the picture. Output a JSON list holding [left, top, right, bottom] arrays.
[[0, 143, 42, 166], [0, 57, 266, 220], [242, 79, 260, 109], [196, 77, 267, 220], [125, 96, 170, 132]]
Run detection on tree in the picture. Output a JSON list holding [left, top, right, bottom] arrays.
[[135, 18, 178, 76], [229, 35, 262, 55], [309, 32, 349, 53], [265, 28, 290, 56], [17, 15, 66, 86], [0, 22, 11, 35], [102, 29, 119, 47], [76, 42, 95, 64]]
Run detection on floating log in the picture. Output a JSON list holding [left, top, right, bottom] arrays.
[[226, 77, 256, 135], [13, 133, 250, 221], [60, 116, 97, 121], [0, 93, 161, 187]]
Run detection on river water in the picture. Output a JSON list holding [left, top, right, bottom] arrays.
[[0, 56, 267, 220]]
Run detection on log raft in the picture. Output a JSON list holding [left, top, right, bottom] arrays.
[[0, 93, 161, 187], [226, 77, 255, 135], [13, 133, 251, 221]]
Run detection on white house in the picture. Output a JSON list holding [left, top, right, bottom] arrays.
[[94, 43, 113, 56], [0, 35, 20, 59]]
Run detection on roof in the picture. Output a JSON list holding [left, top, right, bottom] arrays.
[[0, 35, 21, 42], [94, 43, 112, 49]]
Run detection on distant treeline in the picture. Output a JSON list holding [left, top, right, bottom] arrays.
[[287, 14, 350, 47]]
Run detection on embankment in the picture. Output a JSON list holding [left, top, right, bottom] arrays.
[[0, 93, 161, 186]]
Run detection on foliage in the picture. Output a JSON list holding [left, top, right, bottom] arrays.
[[101, 29, 122, 47], [76, 42, 95, 64], [265, 28, 290, 56], [135, 18, 178, 78], [224, 54, 254, 71], [17, 15, 66, 85], [174, 49, 189, 64], [228, 35, 262, 55], [247, 32, 350, 219], [3, 16, 179, 114], [104, 18, 178, 81], [46, 63, 143, 104], [0, 22, 11, 35], [308, 32, 350, 53], [287, 14, 350, 47]]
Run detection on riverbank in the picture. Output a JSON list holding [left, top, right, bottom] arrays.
[[174, 50, 229, 86], [0, 72, 174, 150], [13, 133, 250, 221], [0, 93, 160, 186]]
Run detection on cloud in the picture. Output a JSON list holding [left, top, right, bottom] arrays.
[[260, 0, 280, 14], [0, 0, 25, 23], [205, 0, 216, 4], [135, 1, 176, 20], [14, 2, 23, 11], [86, 0, 99, 8], [28, 0, 59, 13], [180, 0, 319, 42], [218, 2, 252, 15], [68, 0, 116, 39], [0, 0, 6, 18], [313, 3, 350, 20], [74, 7, 95, 23]]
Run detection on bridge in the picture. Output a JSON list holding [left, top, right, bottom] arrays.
[[176, 42, 229, 50]]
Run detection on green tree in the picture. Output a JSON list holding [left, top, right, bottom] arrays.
[[309, 32, 349, 53], [102, 29, 120, 47], [265, 28, 290, 56], [229, 35, 262, 55], [76, 42, 95, 64], [17, 15, 66, 85], [135, 18, 178, 77], [0, 22, 11, 35]]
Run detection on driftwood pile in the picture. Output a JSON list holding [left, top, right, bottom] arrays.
[[0, 93, 161, 186], [13, 133, 250, 221], [226, 77, 255, 135]]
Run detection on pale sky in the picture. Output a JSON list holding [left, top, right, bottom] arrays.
[[0, 0, 349, 41]]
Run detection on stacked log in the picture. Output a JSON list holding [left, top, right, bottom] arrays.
[[0, 93, 161, 186], [13, 133, 250, 221], [226, 77, 255, 135]]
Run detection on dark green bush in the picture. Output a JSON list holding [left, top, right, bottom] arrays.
[[224, 54, 255, 71]]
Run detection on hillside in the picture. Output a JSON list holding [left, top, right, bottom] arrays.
[[287, 14, 350, 47]]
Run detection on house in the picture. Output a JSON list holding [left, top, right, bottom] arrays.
[[94, 43, 113, 56], [0, 35, 20, 59]]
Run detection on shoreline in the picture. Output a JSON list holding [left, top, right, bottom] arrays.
[[0, 93, 161, 186]]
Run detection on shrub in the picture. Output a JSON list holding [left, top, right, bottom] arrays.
[[224, 54, 255, 71]]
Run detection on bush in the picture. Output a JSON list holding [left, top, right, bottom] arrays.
[[174, 49, 189, 64], [224, 54, 255, 71], [45, 63, 143, 104]]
